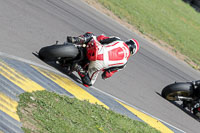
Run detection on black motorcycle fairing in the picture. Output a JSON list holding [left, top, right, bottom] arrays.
[[194, 80, 200, 97]]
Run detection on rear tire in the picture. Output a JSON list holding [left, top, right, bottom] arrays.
[[39, 43, 79, 61], [161, 82, 194, 101]]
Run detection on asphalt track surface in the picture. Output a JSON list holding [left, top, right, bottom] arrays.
[[0, 0, 200, 132]]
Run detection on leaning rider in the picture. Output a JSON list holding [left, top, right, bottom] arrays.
[[67, 32, 139, 87]]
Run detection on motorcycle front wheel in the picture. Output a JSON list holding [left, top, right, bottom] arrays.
[[161, 82, 194, 101]]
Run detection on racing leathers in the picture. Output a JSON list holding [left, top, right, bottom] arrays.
[[67, 32, 131, 87]]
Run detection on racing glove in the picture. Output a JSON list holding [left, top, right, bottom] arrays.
[[67, 36, 84, 44], [67, 32, 94, 44]]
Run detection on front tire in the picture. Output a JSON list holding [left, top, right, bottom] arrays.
[[39, 43, 79, 61], [161, 82, 194, 101]]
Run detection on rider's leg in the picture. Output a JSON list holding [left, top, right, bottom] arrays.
[[88, 60, 104, 85], [73, 63, 92, 86]]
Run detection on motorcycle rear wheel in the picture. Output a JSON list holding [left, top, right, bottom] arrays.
[[161, 82, 194, 101], [39, 43, 79, 61]]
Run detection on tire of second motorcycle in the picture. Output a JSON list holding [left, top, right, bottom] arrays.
[[39, 43, 79, 61], [161, 82, 194, 101]]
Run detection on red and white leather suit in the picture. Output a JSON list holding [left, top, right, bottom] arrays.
[[88, 34, 131, 85]]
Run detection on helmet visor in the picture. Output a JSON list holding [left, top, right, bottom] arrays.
[[126, 40, 136, 55]]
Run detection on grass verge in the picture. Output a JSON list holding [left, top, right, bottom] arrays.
[[17, 90, 160, 133], [96, 0, 200, 69]]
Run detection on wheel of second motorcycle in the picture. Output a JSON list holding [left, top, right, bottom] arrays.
[[39, 43, 79, 61], [161, 82, 194, 101]]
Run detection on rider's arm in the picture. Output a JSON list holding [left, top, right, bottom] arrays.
[[67, 32, 94, 44], [101, 65, 126, 80], [97, 35, 120, 44]]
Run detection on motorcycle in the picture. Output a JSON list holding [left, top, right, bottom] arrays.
[[161, 80, 200, 119], [38, 36, 101, 75]]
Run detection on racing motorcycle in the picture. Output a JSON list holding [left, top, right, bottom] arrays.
[[162, 80, 200, 119], [38, 36, 101, 74]]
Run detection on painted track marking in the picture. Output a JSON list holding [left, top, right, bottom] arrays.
[[117, 100, 173, 133], [0, 93, 20, 121], [0, 61, 45, 92], [32, 65, 109, 109]]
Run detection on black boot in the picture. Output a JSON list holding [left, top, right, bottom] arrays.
[[73, 63, 92, 87]]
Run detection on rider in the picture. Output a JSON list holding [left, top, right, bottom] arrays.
[[67, 32, 139, 87]]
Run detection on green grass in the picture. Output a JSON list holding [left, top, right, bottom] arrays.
[[17, 90, 160, 133], [98, 0, 200, 68]]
